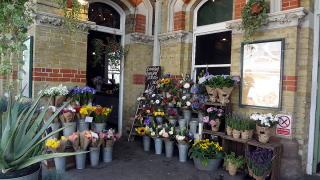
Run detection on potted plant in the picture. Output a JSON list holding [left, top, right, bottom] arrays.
[[162, 124, 176, 158], [250, 113, 279, 143], [42, 85, 69, 107], [231, 118, 241, 139], [189, 139, 224, 171], [191, 95, 206, 122], [200, 73, 218, 103], [240, 118, 255, 140], [203, 107, 224, 132], [101, 128, 119, 163], [241, 0, 269, 42], [92, 106, 112, 133], [88, 131, 104, 167], [224, 152, 245, 176], [246, 148, 273, 180], [176, 128, 193, 162], [215, 75, 239, 106], [60, 106, 77, 136], [45, 136, 68, 173], [225, 115, 234, 136], [69, 86, 96, 106], [149, 121, 164, 155]]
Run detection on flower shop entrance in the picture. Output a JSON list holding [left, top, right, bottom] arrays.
[[86, 1, 126, 134]]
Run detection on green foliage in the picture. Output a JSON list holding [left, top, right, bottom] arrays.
[[0, 93, 86, 173], [203, 75, 236, 88], [241, 0, 269, 42], [226, 114, 255, 131], [224, 152, 245, 168], [55, 0, 82, 33]]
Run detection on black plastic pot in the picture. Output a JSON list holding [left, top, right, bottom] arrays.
[[0, 163, 40, 180]]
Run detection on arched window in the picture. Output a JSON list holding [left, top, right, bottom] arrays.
[[197, 0, 233, 26], [89, 2, 121, 29]]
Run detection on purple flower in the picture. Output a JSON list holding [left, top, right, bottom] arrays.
[[207, 107, 214, 113], [144, 118, 151, 125], [203, 116, 209, 123]]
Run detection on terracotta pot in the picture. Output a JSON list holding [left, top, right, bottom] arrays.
[[216, 87, 234, 105], [226, 126, 233, 136], [232, 129, 241, 139], [205, 86, 218, 103], [248, 167, 253, 177], [227, 163, 238, 176], [251, 3, 262, 14], [211, 120, 221, 132]]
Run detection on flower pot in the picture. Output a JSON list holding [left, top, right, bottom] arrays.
[[193, 158, 222, 171], [143, 136, 151, 151], [75, 149, 87, 170], [177, 143, 189, 162], [156, 116, 163, 124], [189, 121, 198, 135], [205, 86, 218, 103], [164, 140, 174, 158], [154, 138, 163, 155], [0, 163, 40, 180], [256, 125, 271, 143], [253, 174, 264, 180], [42, 96, 54, 106], [49, 122, 61, 139], [178, 119, 186, 130], [103, 146, 113, 163], [226, 126, 233, 136], [54, 157, 66, 173], [248, 167, 253, 177], [198, 112, 204, 122], [258, 134, 270, 143], [211, 120, 221, 132], [93, 123, 106, 133], [241, 130, 251, 140], [62, 122, 76, 137], [54, 95, 66, 107], [78, 119, 89, 132], [168, 118, 177, 126], [182, 109, 191, 123], [232, 129, 241, 139], [89, 147, 100, 166], [227, 162, 238, 176], [216, 87, 234, 106]]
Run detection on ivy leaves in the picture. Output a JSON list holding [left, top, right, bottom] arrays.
[[241, 0, 269, 43]]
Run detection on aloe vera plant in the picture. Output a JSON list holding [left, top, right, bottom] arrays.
[[0, 94, 86, 173]]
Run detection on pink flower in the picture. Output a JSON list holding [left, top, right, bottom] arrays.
[[209, 120, 216, 126], [207, 107, 214, 113], [203, 116, 209, 123], [217, 113, 223, 117]]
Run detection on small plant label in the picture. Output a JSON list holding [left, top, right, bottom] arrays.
[[85, 116, 93, 123]]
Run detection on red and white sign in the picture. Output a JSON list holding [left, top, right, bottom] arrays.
[[276, 114, 292, 136]]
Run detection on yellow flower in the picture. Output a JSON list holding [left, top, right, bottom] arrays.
[[136, 127, 146, 135], [61, 136, 67, 141], [79, 108, 88, 115]]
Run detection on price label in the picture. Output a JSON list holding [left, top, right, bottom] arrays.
[[85, 116, 93, 123]]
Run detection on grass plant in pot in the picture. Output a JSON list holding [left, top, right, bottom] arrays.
[[224, 152, 245, 176], [225, 115, 234, 136], [0, 95, 86, 180], [240, 118, 255, 140], [189, 139, 224, 171]]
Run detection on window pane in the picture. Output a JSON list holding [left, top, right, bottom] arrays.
[[195, 67, 230, 82], [197, 0, 233, 26], [89, 3, 120, 29], [195, 31, 232, 65]]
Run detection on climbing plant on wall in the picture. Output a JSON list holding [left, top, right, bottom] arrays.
[[55, 0, 84, 32]]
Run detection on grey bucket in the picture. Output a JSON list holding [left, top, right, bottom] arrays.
[[198, 112, 204, 122], [189, 121, 198, 135], [183, 109, 192, 123], [178, 119, 186, 130], [103, 147, 113, 163], [49, 123, 60, 139], [193, 158, 222, 171], [168, 119, 177, 126], [143, 136, 151, 151], [54, 157, 66, 173], [154, 138, 163, 155], [78, 119, 89, 132], [75, 149, 86, 169], [62, 122, 76, 137], [165, 140, 174, 158], [93, 123, 106, 133], [156, 116, 163, 124], [89, 147, 100, 166], [178, 143, 189, 162]]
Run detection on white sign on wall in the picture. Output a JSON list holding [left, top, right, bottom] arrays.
[[276, 114, 292, 136]]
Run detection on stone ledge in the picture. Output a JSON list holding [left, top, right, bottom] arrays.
[[158, 30, 192, 45], [125, 33, 154, 45], [226, 7, 308, 34]]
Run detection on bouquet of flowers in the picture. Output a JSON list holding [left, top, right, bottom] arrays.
[[68, 132, 80, 151], [177, 95, 192, 109], [178, 75, 194, 93], [167, 108, 178, 119], [148, 121, 164, 138], [69, 86, 96, 106], [189, 139, 224, 166], [136, 126, 148, 136], [90, 131, 104, 148], [175, 128, 193, 145], [153, 109, 165, 117], [162, 123, 175, 141], [45, 136, 68, 153], [157, 76, 176, 92], [191, 95, 206, 113], [59, 106, 76, 123], [92, 106, 112, 123], [150, 93, 162, 105], [102, 128, 119, 147], [78, 106, 94, 119], [250, 113, 279, 127]]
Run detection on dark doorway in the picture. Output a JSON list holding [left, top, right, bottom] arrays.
[[87, 30, 121, 130]]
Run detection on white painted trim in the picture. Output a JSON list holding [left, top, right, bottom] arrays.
[[167, 0, 176, 32], [270, 0, 281, 13], [307, 0, 320, 175], [153, 0, 162, 66], [88, 0, 125, 136]]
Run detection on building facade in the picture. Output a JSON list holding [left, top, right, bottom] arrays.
[[5, 0, 320, 177]]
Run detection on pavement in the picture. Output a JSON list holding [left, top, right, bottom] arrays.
[[42, 137, 320, 180]]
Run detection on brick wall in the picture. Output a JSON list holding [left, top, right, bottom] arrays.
[[234, 0, 246, 19], [135, 14, 146, 34], [282, 0, 300, 10], [283, 76, 297, 92], [32, 68, 86, 83], [174, 11, 186, 31]]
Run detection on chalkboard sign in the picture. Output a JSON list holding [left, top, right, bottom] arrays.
[[145, 66, 161, 92]]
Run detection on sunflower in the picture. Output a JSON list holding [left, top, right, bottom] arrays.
[[163, 78, 171, 84], [136, 127, 146, 135]]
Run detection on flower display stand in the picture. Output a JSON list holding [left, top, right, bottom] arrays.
[[202, 130, 282, 180]]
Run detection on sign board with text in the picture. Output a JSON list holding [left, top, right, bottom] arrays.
[[145, 66, 161, 92]]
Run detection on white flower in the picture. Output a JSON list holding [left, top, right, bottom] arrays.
[[151, 132, 156, 136], [49, 106, 56, 112], [91, 132, 99, 139], [159, 129, 165, 136], [198, 77, 206, 84], [152, 94, 156, 97], [169, 131, 173, 135], [182, 96, 187, 100], [183, 83, 190, 89], [176, 135, 185, 141], [186, 101, 191, 106], [155, 100, 160, 104]]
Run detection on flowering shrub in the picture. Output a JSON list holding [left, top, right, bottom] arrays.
[[188, 139, 224, 166], [250, 113, 279, 127]]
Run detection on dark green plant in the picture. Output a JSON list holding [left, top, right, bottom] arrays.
[[241, 0, 269, 42], [224, 152, 245, 169]]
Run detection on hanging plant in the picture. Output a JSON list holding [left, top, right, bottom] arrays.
[[55, 0, 84, 32], [241, 0, 269, 43]]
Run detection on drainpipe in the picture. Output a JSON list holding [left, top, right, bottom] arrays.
[[152, 0, 162, 66]]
